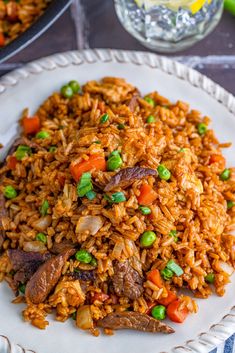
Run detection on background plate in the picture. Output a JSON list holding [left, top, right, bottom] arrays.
[[0, 49, 235, 353]]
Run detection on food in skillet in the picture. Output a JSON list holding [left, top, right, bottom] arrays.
[[0, 77, 234, 336], [0, 0, 51, 47]]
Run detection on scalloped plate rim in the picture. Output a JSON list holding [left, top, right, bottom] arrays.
[[0, 48, 235, 353]]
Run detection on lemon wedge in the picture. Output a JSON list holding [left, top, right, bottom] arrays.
[[135, 0, 212, 14]]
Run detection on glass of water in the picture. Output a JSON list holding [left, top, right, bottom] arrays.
[[114, 0, 224, 53]]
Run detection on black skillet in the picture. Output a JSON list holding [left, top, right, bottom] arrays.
[[0, 0, 72, 64]]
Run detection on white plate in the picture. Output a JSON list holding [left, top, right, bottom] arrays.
[[0, 49, 235, 353]]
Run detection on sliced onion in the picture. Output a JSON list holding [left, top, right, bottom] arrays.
[[23, 241, 47, 253], [33, 216, 52, 232], [76, 216, 103, 235], [129, 256, 143, 277], [112, 241, 124, 259], [76, 305, 93, 330], [219, 261, 234, 275]]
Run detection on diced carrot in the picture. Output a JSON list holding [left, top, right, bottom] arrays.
[[7, 156, 17, 170], [0, 33, 5, 47], [158, 290, 177, 307], [209, 154, 225, 166], [22, 116, 40, 135], [92, 292, 109, 303], [147, 269, 163, 288], [137, 184, 157, 206], [70, 154, 106, 182], [167, 300, 189, 323]]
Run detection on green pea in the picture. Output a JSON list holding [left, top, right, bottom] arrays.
[[169, 230, 178, 242], [227, 200, 235, 209], [75, 249, 92, 264], [61, 85, 74, 99], [144, 96, 155, 107], [107, 154, 123, 171], [90, 257, 98, 267], [146, 115, 155, 123], [197, 123, 207, 135], [117, 123, 125, 130], [36, 131, 50, 139], [4, 185, 17, 199], [49, 146, 57, 153], [68, 80, 80, 93], [140, 231, 157, 247], [40, 200, 49, 216], [109, 150, 120, 157], [15, 145, 32, 161], [86, 190, 96, 200], [139, 206, 151, 215], [157, 164, 171, 181], [160, 268, 174, 280], [36, 232, 47, 244], [100, 113, 109, 124], [19, 283, 26, 295], [72, 311, 77, 320], [151, 305, 166, 320], [205, 273, 215, 284], [220, 169, 231, 181]]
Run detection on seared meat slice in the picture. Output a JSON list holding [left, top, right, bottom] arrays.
[[51, 240, 75, 255], [104, 167, 157, 192], [97, 312, 174, 333], [25, 248, 75, 304], [112, 260, 143, 300], [3, 137, 44, 160], [71, 270, 96, 282], [127, 91, 140, 112], [8, 249, 51, 285]]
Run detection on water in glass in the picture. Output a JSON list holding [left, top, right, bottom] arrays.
[[114, 0, 224, 52]]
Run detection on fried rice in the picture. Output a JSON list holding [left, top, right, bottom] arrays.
[[0, 0, 51, 47], [0, 77, 234, 334]]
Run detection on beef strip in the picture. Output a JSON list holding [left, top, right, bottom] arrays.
[[51, 240, 75, 255], [70, 270, 96, 294], [70, 270, 95, 282], [3, 137, 43, 158], [127, 92, 140, 112], [25, 248, 75, 304], [104, 167, 157, 192], [8, 249, 51, 285], [112, 260, 143, 300], [1, 137, 44, 165], [14, 137, 44, 151], [97, 312, 174, 334]]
